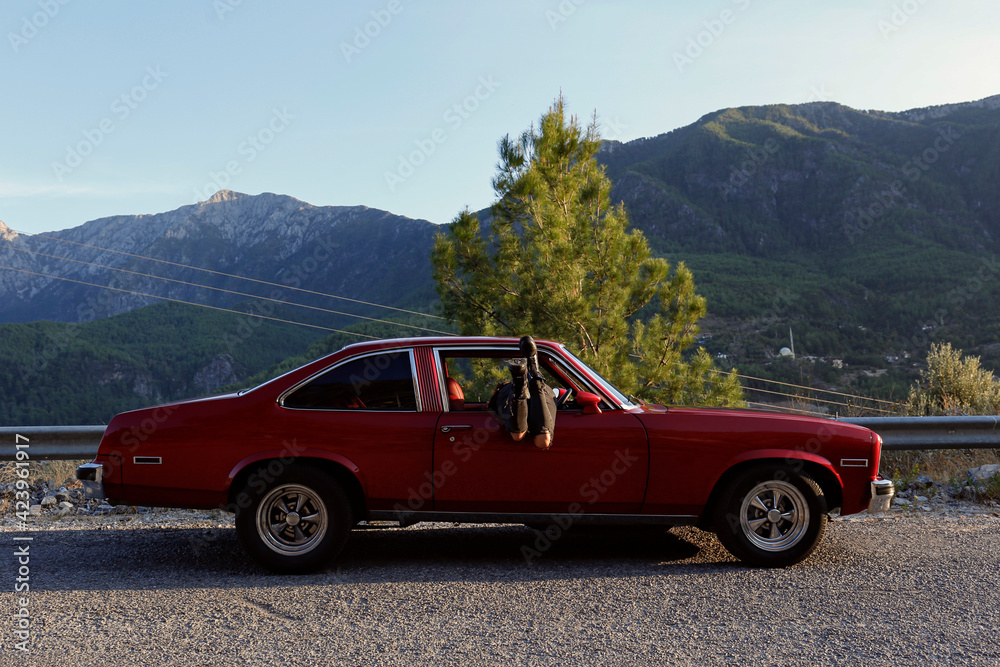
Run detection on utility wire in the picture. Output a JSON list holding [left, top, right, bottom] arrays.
[[711, 368, 900, 408], [1, 242, 456, 336], [746, 402, 827, 417], [10, 228, 448, 321], [2, 231, 908, 406], [0, 265, 381, 339], [733, 371, 900, 406], [742, 385, 895, 415]]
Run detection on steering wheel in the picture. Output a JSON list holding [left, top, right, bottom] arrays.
[[554, 387, 573, 409]]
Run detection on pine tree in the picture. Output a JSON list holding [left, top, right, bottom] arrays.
[[431, 97, 743, 407]]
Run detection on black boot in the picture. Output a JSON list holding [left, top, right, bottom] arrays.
[[519, 335, 540, 378], [508, 359, 529, 434]]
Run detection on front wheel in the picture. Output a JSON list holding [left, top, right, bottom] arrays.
[[235, 466, 352, 573], [714, 465, 827, 567]]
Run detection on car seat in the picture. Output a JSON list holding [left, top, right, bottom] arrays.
[[446, 377, 465, 411]]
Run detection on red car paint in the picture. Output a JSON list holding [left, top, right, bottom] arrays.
[[86, 336, 885, 524]]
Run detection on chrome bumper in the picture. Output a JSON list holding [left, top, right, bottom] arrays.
[[868, 478, 895, 513], [76, 462, 106, 500]]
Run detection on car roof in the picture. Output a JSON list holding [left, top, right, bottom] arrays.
[[339, 336, 562, 354]]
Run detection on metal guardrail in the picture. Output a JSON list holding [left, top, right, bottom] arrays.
[[0, 425, 107, 461], [841, 416, 1000, 451], [1, 417, 1000, 461]]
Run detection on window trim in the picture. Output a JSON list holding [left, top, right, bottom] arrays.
[[278, 348, 422, 412], [432, 345, 622, 412]]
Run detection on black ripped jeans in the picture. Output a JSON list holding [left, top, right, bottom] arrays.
[[490, 374, 556, 450]]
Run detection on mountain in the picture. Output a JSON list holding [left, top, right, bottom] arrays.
[[602, 96, 1000, 260], [0, 192, 451, 424], [0, 190, 442, 327], [597, 95, 1000, 382], [3, 94, 1000, 423]]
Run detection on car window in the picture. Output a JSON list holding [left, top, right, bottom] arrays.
[[441, 352, 576, 411], [283, 351, 417, 410]]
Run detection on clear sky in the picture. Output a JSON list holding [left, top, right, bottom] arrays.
[[2, 0, 998, 234]]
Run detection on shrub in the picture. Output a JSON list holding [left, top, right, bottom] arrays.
[[906, 342, 1000, 415]]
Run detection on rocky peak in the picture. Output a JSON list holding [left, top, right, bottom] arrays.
[[203, 189, 249, 204], [0, 219, 18, 242]]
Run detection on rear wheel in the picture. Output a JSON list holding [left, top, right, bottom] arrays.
[[714, 465, 827, 567], [235, 466, 352, 573]]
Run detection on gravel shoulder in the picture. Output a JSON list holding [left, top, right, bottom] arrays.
[[3, 502, 999, 667]]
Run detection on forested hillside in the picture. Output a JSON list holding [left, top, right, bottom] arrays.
[[4, 94, 1000, 422], [0, 302, 319, 425], [598, 96, 1000, 390]]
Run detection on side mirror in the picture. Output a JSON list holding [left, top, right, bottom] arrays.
[[576, 391, 602, 414]]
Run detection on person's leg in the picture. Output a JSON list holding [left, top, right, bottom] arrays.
[[519, 335, 555, 449], [493, 383, 527, 441], [527, 379, 556, 449], [507, 359, 529, 440]]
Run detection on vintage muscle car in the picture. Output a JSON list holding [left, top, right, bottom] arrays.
[[77, 336, 894, 572]]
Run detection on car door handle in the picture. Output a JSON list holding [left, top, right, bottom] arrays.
[[440, 425, 473, 433]]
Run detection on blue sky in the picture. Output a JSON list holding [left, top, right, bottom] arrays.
[[2, 0, 998, 234]]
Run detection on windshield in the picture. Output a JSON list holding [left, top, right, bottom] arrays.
[[559, 346, 636, 409]]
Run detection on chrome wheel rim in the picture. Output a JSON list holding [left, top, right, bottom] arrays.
[[739, 480, 810, 552], [256, 484, 328, 555]]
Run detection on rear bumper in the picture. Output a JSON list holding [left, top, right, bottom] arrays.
[[76, 462, 106, 500], [868, 477, 895, 513]]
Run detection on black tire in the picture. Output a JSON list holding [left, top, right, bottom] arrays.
[[235, 466, 352, 574], [713, 464, 827, 567]]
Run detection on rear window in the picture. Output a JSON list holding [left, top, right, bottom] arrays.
[[282, 350, 417, 410]]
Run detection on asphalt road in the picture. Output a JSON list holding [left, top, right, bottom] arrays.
[[3, 513, 999, 666]]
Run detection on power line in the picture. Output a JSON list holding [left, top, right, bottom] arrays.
[[746, 402, 826, 417], [711, 368, 901, 408], [12, 228, 449, 321], [0, 265, 381, 339], [742, 385, 895, 415], [733, 371, 901, 406], [1, 242, 456, 337]]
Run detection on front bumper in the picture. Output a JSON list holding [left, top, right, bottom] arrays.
[[868, 477, 895, 513], [76, 462, 106, 500]]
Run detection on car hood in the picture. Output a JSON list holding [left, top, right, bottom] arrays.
[[632, 404, 875, 441]]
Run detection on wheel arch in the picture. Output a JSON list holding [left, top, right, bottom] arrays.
[[227, 455, 368, 525], [698, 456, 844, 530]]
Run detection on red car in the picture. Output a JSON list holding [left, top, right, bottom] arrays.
[[77, 336, 894, 572]]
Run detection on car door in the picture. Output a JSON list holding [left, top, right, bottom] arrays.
[[431, 350, 649, 515], [276, 347, 440, 512]]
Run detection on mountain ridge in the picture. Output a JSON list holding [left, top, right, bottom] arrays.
[[3, 93, 1000, 424], [0, 191, 442, 325]]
